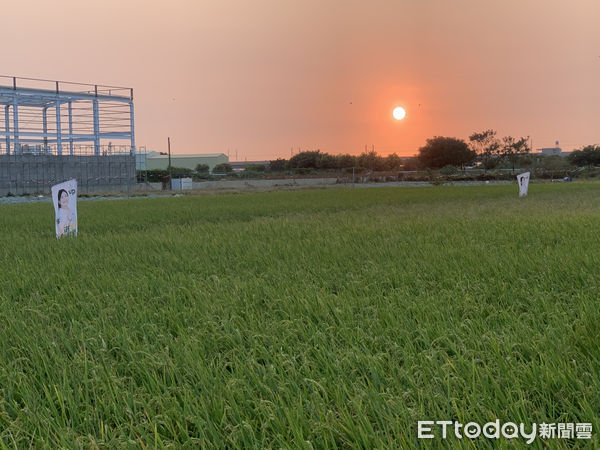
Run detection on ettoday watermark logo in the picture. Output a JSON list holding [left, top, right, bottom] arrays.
[[418, 420, 593, 444]]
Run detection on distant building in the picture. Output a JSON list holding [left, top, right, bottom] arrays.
[[537, 141, 563, 156], [143, 152, 228, 171], [539, 147, 562, 156]]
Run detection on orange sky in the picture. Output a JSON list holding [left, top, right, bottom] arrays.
[[4, 0, 600, 159]]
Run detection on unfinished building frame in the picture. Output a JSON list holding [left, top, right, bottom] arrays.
[[0, 76, 135, 156]]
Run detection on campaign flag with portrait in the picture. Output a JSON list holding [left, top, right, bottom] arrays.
[[516, 172, 530, 197], [51, 179, 78, 237]]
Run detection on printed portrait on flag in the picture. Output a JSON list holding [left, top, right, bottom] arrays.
[[517, 172, 530, 197], [51, 179, 78, 237]]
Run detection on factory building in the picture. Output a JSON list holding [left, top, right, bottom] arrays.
[[142, 151, 229, 171]]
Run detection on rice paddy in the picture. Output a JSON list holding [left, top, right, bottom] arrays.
[[0, 183, 599, 447]]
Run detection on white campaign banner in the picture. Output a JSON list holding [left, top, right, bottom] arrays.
[[51, 179, 78, 237], [517, 172, 530, 197]]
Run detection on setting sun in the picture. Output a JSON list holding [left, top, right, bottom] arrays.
[[393, 106, 406, 120]]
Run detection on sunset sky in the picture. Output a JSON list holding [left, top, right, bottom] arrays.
[[3, 0, 599, 160]]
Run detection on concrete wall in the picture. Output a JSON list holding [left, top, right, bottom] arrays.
[[0, 154, 136, 196]]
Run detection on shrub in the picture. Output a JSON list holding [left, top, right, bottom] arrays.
[[440, 165, 458, 175], [269, 159, 287, 172], [213, 163, 234, 174], [195, 164, 210, 174]]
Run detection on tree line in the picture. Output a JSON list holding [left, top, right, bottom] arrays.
[[416, 131, 530, 171], [270, 150, 404, 172], [263, 131, 532, 172], [141, 133, 600, 182], [567, 145, 600, 167], [267, 131, 599, 172]]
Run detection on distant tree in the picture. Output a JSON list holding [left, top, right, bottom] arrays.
[[269, 158, 287, 172], [269, 150, 406, 172], [287, 151, 321, 169], [401, 157, 421, 171], [568, 145, 600, 167], [212, 163, 233, 174], [439, 165, 459, 175], [316, 153, 337, 170], [358, 151, 377, 170], [417, 136, 475, 169], [241, 165, 267, 179], [335, 154, 357, 169], [580, 145, 600, 165], [469, 129, 500, 172], [567, 149, 585, 167], [357, 150, 388, 171], [244, 164, 266, 172], [483, 158, 500, 170], [358, 151, 376, 171], [385, 153, 403, 170], [517, 155, 534, 168], [539, 155, 571, 171], [501, 136, 530, 172], [145, 169, 170, 183], [195, 163, 210, 174], [170, 167, 195, 178]]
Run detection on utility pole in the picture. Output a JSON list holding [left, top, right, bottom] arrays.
[[168, 136, 172, 179]]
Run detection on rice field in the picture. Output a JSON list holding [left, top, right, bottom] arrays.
[[0, 183, 599, 448]]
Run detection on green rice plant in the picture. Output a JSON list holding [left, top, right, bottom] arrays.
[[0, 183, 598, 447]]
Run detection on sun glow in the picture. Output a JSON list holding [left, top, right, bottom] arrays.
[[393, 106, 406, 120]]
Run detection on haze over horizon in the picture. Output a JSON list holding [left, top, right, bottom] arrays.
[[3, 0, 599, 160]]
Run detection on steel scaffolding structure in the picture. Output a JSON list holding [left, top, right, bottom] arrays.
[[0, 76, 135, 156]]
